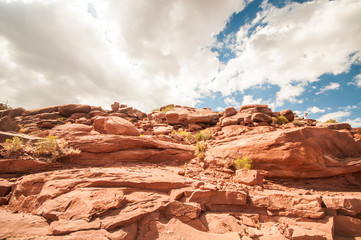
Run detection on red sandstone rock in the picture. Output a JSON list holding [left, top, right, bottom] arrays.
[[93, 116, 140, 136], [323, 195, 361, 216], [49, 123, 93, 139], [316, 122, 352, 130], [0, 116, 20, 132], [206, 127, 361, 178], [153, 125, 173, 135], [251, 113, 272, 123], [249, 190, 324, 219], [224, 107, 237, 117], [185, 190, 247, 205], [24, 105, 59, 116], [280, 109, 294, 122], [58, 104, 91, 117], [239, 104, 273, 116], [334, 215, 361, 237], [233, 169, 263, 186]]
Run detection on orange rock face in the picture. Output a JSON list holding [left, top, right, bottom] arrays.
[[93, 116, 140, 136], [206, 127, 361, 178]]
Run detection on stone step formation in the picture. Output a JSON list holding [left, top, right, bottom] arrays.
[[0, 103, 360, 239]]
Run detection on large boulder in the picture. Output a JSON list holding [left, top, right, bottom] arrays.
[[280, 109, 294, 122], [93, 116, 140, 136], [206, 127, 361, 178], [0, 116, 20, 132], [239, 104, 273, 116], [49, 123, 94, 139], [316, 122, 352, 130], [24, 105, 59, 116], [58, 104, 91, 117], [223, 107, 237, 117]]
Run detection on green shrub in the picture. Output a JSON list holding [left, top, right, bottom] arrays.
[[1, 137, 25, 157], [194, 129, 213, 142], [195, 141, 207, 160], [292, 120, 305, 127], [161, 105, 174, 112], [233, 156, 253, 170], [35, 135, 80, 158], [325, 119, 337, 123], [272, 116, 289, 125]]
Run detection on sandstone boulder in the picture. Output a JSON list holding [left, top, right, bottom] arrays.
[[322, 195, 361, 216], [206, 127, 361, 178], [239, 104, 273, 116], [280, 109, 294, 122], [111, 102, 120, 112], [334, 215, 361, 237], [49, 123, 93, 139], [251, 113, 272, 123], [58, 104, 91, 117], [233, 169, 263, 186], [221, 112, 252, 126], [0, 107, 25, 118], [316, 122, 352, 130], [24, 105, 59, 116], [166, 111, 180, 124], [153, 125, 173, 135], [93, 116, 140, 136], [224, 107, 237, 117], [0, 116, 20, 132]]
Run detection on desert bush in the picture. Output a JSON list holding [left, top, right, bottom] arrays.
[[194, 129, 213, 142], [195, 141, 207, 160], [325, 119, 337, 123], [1, 137, 25, 157], [35, 135, 80, 158], [0, 102, 11, 110], [292, 120, 305, 127], [233, 156, 253, 170], [161, 105, 174, 112], [173, 130, 195, 143], [272, 116, 289, 125]]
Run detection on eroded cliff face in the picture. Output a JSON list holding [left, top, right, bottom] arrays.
[[1, 103, 361, 239]]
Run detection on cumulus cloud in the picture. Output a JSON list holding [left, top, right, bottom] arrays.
[[209, 0, 361, 106], [0, 0, 246, 112], [318, 111, 351, 122], [345, 117, 361, 128], [353, 74, 361, 87], [241, 95, 263, 106], [224, 97, 240, 107], [316, 82, 340, 95], [306, 106, 326, 113]]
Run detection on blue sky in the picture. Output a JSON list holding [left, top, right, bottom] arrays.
[[0, 0, 360, 126]]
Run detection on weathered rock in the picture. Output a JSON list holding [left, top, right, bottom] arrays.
[[249, 190, 324, 219], [0, 158, 56, 175], [185, 190, 247, 205], [0, 209, 50, 238], [153, 125, 174, 135], [0, 179, 13, 197], [200, 213, 243, 234], [164, 201, 201, 221], [50, 219, 101, 235], [233, 169, 263, 186], [49, 123, 94, 139], [280, 109, 294, 122], [69, 112, 87, 120], [224, 107, 237, 117], [239, 104, 273, 116], [93, 116, 140, 136], [323, 195, 361, 216], [166, 111, 180, 124], [134, 109, 147, 120], [58, 104, 91, 117], [251, 113, 272, 123], [111, 102, 120, 112], [334, 215, 361, 237], [316, 122, 352, 130], [206, 127, 361, 178], [0, 131, 42, 143], [0, 107, 25, 118], [0, 116, 20, 132], [221, 112, 252, 126], [37, 112, 63, 120], [37, 119, 59, 129], [24, 105, 59, 116]]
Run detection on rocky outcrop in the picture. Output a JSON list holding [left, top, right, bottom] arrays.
[[206, 127, 361, 178], [93, 116, 140, 136], [0, 116, 20, 132], [58, 104, 92, 117]]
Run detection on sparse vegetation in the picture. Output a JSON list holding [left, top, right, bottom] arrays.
[[325, 119, 337, 123], [292, 120, 305, 127], [56, 117, 67, 122], [272, 116, 289, 125], [194, 129, 213, 142], [224, 156, 253, 170], [35, 135, 80, 158], [0, 102, 11, 110], [1, 137, 25, 157], [160, 105, 174, 112], [195, 141, 207, 160]]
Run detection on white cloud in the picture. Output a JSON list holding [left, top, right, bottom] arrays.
[[316, 82, 340, 95], [241, 95, 263, 106], [0, 0, 246, 112], [224, 97, 240, 107], [345, 117, 361, 128], [353, 74, 361, 87], [209, 0, 361, 106], [306, 106, 326, 114], [339, 105, 358, 111], [318, 111, 351, 123]]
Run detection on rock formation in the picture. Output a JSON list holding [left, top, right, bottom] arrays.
[[0, 103, 361, 239]]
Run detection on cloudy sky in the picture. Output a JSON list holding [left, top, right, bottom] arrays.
[[0, 0, 360, 126]]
